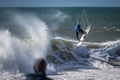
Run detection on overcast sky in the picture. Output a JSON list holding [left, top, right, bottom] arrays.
[[0, 0, 120, 7]]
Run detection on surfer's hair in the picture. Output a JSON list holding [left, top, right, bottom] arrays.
[[33, 58, 46, 74]]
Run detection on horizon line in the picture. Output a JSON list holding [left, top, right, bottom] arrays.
[[0, 6, 120, 8]]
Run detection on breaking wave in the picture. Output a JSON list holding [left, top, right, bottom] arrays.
[[0, 13, 50, 73], [48, 37, 120, 71]]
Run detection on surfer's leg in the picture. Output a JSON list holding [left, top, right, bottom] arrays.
[[79, 28, 84, 34], [76, 32, 80, 41]]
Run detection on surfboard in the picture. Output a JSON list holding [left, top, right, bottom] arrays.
[[77, 25, 91, 47]]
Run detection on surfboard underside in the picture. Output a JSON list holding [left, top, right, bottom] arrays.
[[77, 25, 91, 47]]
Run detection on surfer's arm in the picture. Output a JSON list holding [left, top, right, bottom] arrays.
[[77, 17, 80, 25], [77, 18, 79, 23]]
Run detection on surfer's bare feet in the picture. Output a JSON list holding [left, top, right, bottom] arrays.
[[84, 32, 87, 34], [78, 39, 82, 42]]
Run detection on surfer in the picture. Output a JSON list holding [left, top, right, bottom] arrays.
[[74, 18, 86, 41]]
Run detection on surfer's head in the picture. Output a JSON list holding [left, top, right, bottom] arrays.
[[33, 58, 46, 74]]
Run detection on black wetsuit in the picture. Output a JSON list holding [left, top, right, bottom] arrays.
[[74, 23, 84, 41]]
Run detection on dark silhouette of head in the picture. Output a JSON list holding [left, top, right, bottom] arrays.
[[33, 58, 53, 80], [34, 58, 46, 74]]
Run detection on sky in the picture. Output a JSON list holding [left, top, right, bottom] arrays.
[[0, 0, 120, 7]]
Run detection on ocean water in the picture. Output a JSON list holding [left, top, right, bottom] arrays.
[[0, 7, 120, 80]]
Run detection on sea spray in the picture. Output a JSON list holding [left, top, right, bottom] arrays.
[[48, 10, 68, 31], [0, 30, 34, 73], [14, 13, 50, 59], [0, 13, 50, 73]]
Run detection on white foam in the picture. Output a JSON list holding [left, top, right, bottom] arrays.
[[14, 13, 50, 59], [85, 39, 120, 47], [54, 36, 77, 43], [46, 63, 56, 75], [51, 36, 120, 70], [0, 30, 33, 73], [48, 68, 120, 80], [0, 13, 50, 73]]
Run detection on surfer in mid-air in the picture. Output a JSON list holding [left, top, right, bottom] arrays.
[[74, 18, 86, 41]]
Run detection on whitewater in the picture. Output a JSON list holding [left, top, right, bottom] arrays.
[[0, 7, 120, 80]]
